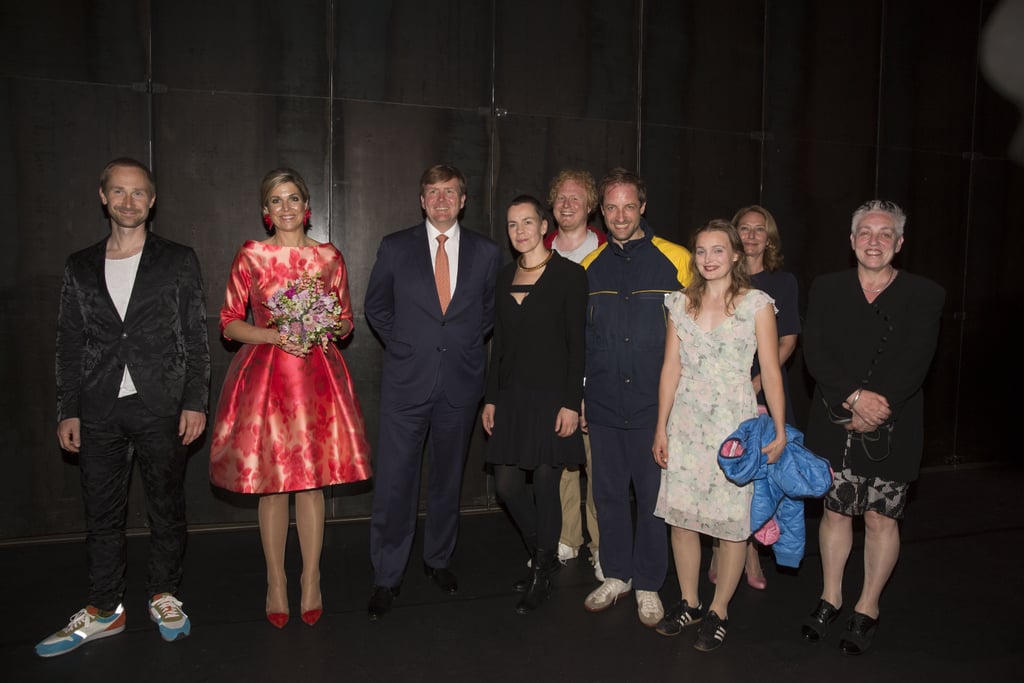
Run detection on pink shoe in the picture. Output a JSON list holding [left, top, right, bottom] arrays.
[[745, 566, 767, 590]]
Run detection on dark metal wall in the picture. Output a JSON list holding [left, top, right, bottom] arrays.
[[2, 0, 1019, 540]]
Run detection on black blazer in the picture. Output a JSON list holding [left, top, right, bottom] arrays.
[[803, 268, 944, 481], [56, 232, 211, 422]]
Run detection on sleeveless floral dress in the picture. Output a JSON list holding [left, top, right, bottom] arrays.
[[654, 289, 775, 541]]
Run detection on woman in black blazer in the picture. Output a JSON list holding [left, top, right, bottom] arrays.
[[481, 195, 587, 614], [801, 200, 944, 655]]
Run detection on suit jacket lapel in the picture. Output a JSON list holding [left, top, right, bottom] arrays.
[[84, 238, 121, 320], [412, 223, 442, 314], [124, 231, 159, 322], [414, 223, 434, 281], [450, 229, 475, 311]]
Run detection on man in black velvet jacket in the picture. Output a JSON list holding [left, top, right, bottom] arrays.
[[36, 158, 211, 658]]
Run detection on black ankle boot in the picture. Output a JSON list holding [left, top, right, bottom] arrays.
[[512, 540, 539, 593], [515, 548, 556, 614]]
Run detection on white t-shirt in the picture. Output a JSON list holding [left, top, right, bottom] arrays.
[[105, 252, 142, 397], [552, 230, 600, 264]]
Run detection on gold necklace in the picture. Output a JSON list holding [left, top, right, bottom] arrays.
[[518, 251, 553, 272], [861, 267, 896, 293]]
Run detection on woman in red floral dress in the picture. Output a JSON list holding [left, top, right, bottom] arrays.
[[209, 168, 372, 628]]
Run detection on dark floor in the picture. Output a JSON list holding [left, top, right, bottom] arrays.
[[2, 462, 1022, 683]]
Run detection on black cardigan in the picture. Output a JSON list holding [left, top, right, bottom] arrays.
[[485, 252, 587, 409], [803, 268, 944, 481]]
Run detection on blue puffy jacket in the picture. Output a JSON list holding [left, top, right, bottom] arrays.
[[718, 415, 833, 568]]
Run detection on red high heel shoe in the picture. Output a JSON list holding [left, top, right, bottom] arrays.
[[267, 612, 289, 629], [266, 580, 289, 628], [300, 573, 322, 626]]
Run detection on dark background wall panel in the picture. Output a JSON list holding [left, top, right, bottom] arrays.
[[640, 125, 762, 242], [642, 0, 765, 132], [555, 0, 643, 122], [152, 0, 331, 96], [494, 0, 637, 122], [334, 1, 492, 110], [878, 0, 981, 154], [767, 2, 883, 148], [0, 2, 147, 84], [975, 81, 1022, 161], [954, 157, 1022, 462]]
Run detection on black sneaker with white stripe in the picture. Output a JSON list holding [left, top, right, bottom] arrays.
[[693, 610, 728, 651], [655, 599, 704, 636]]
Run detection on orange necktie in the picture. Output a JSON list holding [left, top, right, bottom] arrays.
[[435, 234, 451, 314]]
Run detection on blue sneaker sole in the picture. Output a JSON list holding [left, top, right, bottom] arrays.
[[153, 618, 191, 642], [35, 624, 125, 658]]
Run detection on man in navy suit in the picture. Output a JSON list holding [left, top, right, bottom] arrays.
[[37, 158, 211, 657], [364, 164, 500, 620]]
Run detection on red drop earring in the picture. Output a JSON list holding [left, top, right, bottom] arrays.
[[263, 214, 273, 229], [304, 208, 312, 227]]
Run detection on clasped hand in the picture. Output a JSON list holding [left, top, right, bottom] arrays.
[[844, 389, 891, 432]]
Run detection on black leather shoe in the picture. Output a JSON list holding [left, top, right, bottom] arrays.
[[423, 563, 458, 594], [839, 612, 878, 655], [801, 599, 840, 643], [367, 585, 398, 621]]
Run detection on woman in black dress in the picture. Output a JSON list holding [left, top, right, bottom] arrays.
[[481, 195, 587, 614]]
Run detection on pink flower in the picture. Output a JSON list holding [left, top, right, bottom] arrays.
[[263, 272, 342, 355]]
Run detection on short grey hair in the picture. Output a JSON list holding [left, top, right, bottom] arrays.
[[851, 200, 906, 237]]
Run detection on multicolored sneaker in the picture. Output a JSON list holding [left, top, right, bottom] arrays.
[[148, 593, 191, 642], [35, 604, 126, 657]]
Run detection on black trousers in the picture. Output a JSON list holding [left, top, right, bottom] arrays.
[[79, 394, 187, 610]]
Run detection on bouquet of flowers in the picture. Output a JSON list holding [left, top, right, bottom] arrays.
[[264, 272, 343, 355]]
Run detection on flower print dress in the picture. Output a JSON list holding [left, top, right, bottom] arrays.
[[654, 288, 775, 541], [209, 241, 372, 494]]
